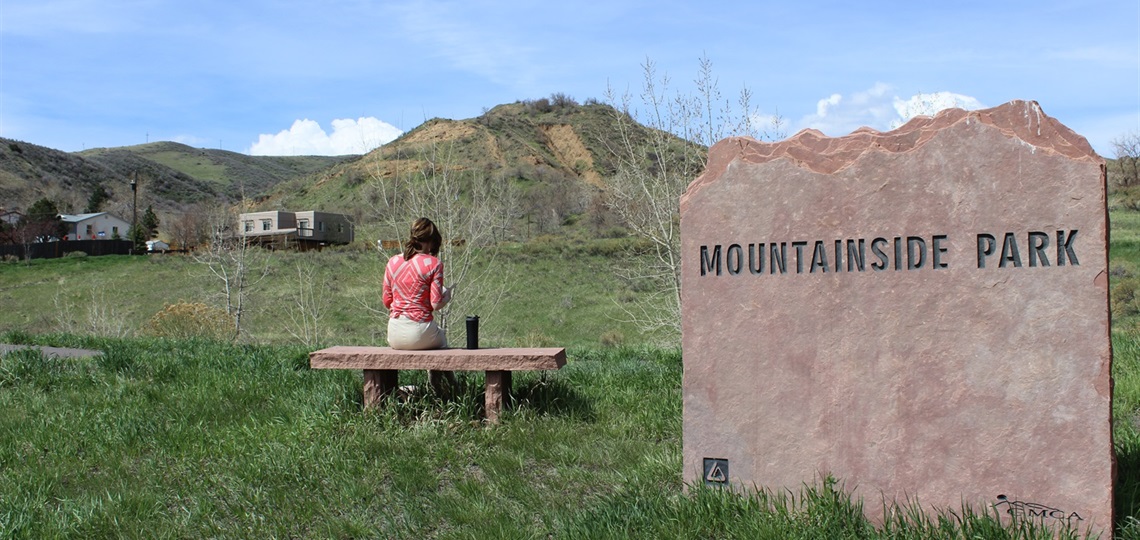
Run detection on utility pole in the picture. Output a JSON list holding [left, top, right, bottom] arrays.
[[130, 173, 138, 253]]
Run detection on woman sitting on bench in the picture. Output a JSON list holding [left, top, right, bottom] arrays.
[[382, 217, 452, 350]]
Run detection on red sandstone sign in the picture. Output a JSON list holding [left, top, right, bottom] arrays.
[[680, 101, 1112, 534]]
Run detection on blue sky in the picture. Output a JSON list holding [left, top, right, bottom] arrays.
[[1, 0, 1136, 157]]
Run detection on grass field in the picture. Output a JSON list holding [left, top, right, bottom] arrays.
[[0, 337, 1114, 539], [0, 237, 666, 348], [1, 215, 1139, 537]]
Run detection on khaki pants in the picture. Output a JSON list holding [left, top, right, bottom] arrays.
[[387, 315, 447, 350]]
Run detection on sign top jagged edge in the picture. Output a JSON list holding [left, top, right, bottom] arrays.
[[683, 100, 1104, 210]]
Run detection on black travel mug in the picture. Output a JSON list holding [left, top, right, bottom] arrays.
[[466, 316, 479, 349]]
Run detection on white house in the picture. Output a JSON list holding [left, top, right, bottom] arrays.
[[59, 212, 131, 241], [146, 239, 170, 252]]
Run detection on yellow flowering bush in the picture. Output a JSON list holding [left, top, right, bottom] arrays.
[[142, 302, 235, 341]]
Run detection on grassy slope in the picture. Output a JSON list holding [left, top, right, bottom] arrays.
[[78, 142, 355, 201]]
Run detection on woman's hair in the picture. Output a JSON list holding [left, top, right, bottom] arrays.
[[403, 217, 442, 260]]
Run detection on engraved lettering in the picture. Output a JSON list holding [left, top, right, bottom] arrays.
[[871, 237, 889, 271], [748, 243, 764, 275], [700, 245, 721, 276], [726, 244, 743, 275], [811, 241, 828, 273], [1000, 232, 1023, 268], [1028, 231, 1050, 267], [977, 234, 996, 269], [1057, 229, 1079, 266], [893, 236, 902, 271], [770, 243, 787, 274], [847, 239, 866, 272], [792, 241, 808, 273], [932, 235, 948, 269], [907, 236, 926, 270]]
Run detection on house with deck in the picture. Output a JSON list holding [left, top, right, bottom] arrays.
[[238, 210, 354, 250]]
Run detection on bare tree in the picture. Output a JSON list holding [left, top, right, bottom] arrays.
[[284, 254, 331, 348], [602, 56, 782, 341], [191, 204, 270, 339], [169, 205, 208, 251], [364, 139, 520, 344], [1112, 132, 1140, 188]]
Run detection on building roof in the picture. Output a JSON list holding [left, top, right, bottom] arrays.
[[59, 212, 126, 223]]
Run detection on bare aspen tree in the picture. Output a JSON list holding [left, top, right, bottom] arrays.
[[1112, 132, 1140, 188], [192, 204, 271, 339], [603, 56, 782, 340], [284, 254, 330, 348], [364, 137, 520, 344]]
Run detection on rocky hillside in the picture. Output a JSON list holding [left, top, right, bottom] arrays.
[[0, 98, 700, 239], [260, 100, 684, 218]]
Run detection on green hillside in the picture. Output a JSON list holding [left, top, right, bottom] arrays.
[[0, 138, 222, 217], [78, 141, 355, 200]]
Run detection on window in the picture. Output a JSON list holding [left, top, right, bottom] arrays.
[[112, 226, 119, 236], [244, 221, 253, 232], [298, 219, 309, 230], [85, 224, 93, 235], [337, 223, 344, 233], [318, 221, 325, 232], [261, 219, 271, 231]]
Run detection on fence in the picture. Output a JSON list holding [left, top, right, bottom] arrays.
[[0, 240, 135, 260]]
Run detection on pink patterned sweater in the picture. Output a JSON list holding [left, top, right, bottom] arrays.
[[382, 253, 445, 323]]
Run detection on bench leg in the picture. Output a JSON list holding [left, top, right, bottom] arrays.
[[428, 370, 457, 397], [363, 369, 398, 408], [484, 370, 512, 424]]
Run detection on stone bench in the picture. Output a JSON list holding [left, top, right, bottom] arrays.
[[309, 346, 566, 423]]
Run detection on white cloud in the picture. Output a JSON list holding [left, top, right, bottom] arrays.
[[891, 92, 984, 128], [248, 117, 403, 156], [816, 94, 842, 117], [794, 84, 984, 137]]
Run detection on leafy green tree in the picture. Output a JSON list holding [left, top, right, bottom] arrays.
[[84, 185, 111, 213]]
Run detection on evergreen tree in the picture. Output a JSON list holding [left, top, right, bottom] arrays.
[[24, 198, 60, 223], [130, 225, 148, 253], [19, 198, 66, 241], [142, 205, 159, 238], [84, 185, 111, 213]]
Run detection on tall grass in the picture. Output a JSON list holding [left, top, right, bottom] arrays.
[[0, 336, 1119, 538]]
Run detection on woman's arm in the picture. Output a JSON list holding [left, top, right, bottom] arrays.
[[382, 261, 394, 310], [429, 261, 447, 310]]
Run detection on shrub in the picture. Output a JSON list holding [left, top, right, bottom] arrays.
[[1112, 278, 1140, 318], [1122, 186, 1140, 211], [142, 302, 235, 341], [599, 331, 624, 347]]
